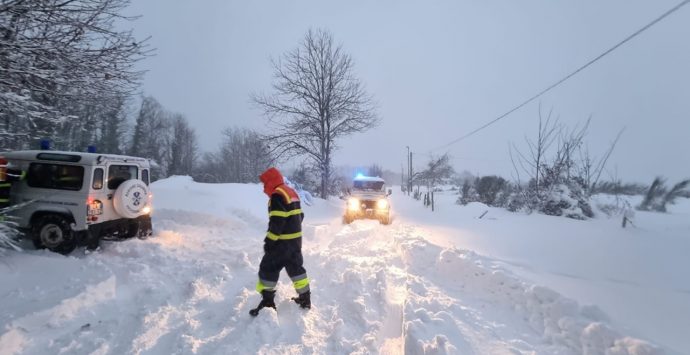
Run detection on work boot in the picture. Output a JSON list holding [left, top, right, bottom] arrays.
[[249, 290, 276, 316], [291, 291, 311, 309]]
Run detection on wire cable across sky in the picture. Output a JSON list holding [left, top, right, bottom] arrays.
[[430, 0, 690, 153]]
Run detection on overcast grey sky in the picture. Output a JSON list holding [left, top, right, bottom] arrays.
[[123, 0, 690, 183]]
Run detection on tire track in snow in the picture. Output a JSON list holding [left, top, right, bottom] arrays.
[[303, 217, 662, 354], [302, 220, 410, 354]]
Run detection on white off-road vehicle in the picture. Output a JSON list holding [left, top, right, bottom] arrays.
[[4, 150, 153, 254], [342, 175, 392, 225]]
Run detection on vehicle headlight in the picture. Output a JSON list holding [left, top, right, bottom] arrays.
[[377, 199, 388, 209], [348, 198, 360, 211], [142, 206, 152, 215]]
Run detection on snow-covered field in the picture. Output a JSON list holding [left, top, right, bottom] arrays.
[[1, 176, 688, 354]]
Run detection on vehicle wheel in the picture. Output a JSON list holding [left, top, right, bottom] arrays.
[[138, 218, 153, 239], [32, 214, 77, 255], [380, 214, 391, 225], [126, 220, 141, 239], [85, 231, 100, 251]]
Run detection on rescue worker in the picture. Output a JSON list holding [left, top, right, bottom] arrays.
[[250, 167, 310, 316], [0, 156, 26, 220]]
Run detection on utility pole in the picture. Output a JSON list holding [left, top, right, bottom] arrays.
[[401, 164, 405, 192], [406, 146, 410, 196], [409, 151, 414, 196]]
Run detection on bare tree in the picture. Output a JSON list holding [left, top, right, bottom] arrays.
[[510, 105, 559, 197], [252, 28, 378, 197], [418, 154, 454, 192], [578, 128, 625, 195]]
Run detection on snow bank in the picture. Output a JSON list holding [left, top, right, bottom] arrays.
[[395, 231, 660, 354]]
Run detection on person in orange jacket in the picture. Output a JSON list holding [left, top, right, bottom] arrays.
[[250, 167, 310, 316]]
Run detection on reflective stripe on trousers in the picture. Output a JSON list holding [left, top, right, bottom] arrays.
[[290, 273, 310, 294]]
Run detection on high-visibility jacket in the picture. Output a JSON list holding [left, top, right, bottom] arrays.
[[266, 185, 303, 241], [0, 166, 25, 208], [259, 167, 304, 241]]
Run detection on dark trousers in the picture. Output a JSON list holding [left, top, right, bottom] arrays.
[[257, 238, 309, 294]]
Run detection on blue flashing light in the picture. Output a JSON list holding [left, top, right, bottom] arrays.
[[39, 139, 51, 150], [87, 145, 97, 153], [356, 173, 365, 179]]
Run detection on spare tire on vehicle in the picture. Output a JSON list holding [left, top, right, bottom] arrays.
[[113, 179, 150, 219]]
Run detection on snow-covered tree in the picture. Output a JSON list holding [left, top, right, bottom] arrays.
[[417, 154, 454, 192], [129, 96, 171, 179], [367, 164, 384, 178], [167, 114, 198, 176], [0, 0, 151, 150], [194, 127, 273, 183]]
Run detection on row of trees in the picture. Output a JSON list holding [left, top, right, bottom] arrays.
[[129, 96, 198, 179], [2, 21, 378, 197], [194, 128, 273, 183], [128, 96, 275, 184]]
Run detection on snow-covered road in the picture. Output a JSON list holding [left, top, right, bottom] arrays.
[[0, 177, 675, 354]]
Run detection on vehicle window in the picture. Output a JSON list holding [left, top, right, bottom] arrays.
[[27, 163, 84, 191], [92, 168, 104, 189], [107, 165, 138, 190], [353, 181, 385, 191], [142, 169, 150, 186]]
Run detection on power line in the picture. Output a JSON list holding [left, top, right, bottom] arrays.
[[431, 0, 690, 152]]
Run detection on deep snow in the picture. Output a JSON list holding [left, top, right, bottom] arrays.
[[0, 176, 686, 354]]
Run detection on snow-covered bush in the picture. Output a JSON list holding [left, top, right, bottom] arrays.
[[540, 184, 594, 220], [475, 176, 508, 206], [457, 180, 478, 206], [0, 212, 21, 251], [456, 173, 595, 220], [638, 177, 690, 212], [458, 176, 514, 208], [506, 190, 528, 212]]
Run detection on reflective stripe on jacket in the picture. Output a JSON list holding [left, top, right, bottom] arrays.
[[266, 185, 304, 241], [0, 168, 25, 205]]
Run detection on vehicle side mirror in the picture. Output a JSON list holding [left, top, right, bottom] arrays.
[[387, 189, 392, 196]]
